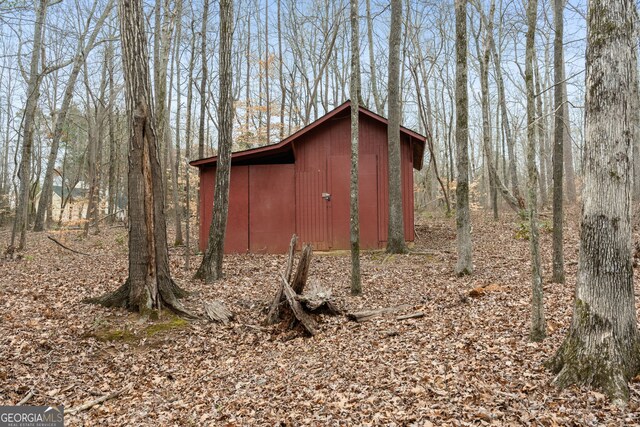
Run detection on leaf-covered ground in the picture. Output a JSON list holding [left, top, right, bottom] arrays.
[[1, 209, 639, 426]]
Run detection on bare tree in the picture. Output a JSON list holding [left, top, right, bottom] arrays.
[[198, 0, 209, 159], [386, 0, 407, 254], [33, 0, 114, 232], [525, 0, 545, 342], [365, 0, 382, 114], [548, 0, 640, 404], [349, 0, 361, 295], [551, 0, 565, 283], [11, 0, 48, 251], [454, 0, 472, 275], [88, 0, 188, 314], [195, 0, 234, 282]]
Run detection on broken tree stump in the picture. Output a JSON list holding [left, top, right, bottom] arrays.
[[204, 301, 234, 324], [281, 274, 318, 335], [296, 281, 341, 315], [291, 244, 312, 294], [266, 235, 298, 325], [265, 235, 340, 335]]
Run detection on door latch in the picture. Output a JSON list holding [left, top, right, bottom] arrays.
[[322, 192, 331, 201]]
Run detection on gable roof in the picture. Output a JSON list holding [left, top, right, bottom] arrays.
[[189, 100, 426, 170], [52, 185, 86, 199]]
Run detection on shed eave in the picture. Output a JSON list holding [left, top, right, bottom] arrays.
[[189, 100, 427, 170]]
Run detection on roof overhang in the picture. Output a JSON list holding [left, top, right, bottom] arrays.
[[189, 100, 427, 170]]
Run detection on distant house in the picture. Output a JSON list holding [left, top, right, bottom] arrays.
[[51, 185, 88, 223], [191, 101, 426, 254]]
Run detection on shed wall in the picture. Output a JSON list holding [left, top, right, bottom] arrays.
[[198, 164, 295, 253]]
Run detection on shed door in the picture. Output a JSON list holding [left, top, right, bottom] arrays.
[[329, 154, 379, 250], [296, 161, 330, 250]]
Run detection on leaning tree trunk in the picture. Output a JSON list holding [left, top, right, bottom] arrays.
[[548, 0, 640, 404], [386, 0, 407, 254], [454, 0, 472, 275], [195, 0, 234, 282], [525, 0, 545, 342], [88, 0, 188, 314]]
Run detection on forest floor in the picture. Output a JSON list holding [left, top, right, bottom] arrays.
[[1, 207, 640, 426]]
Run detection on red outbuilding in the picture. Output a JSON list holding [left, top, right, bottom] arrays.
[[190, 101, 426, 253]]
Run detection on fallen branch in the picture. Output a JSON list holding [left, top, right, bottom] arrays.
[[266, 235, 298, 325], [396, 312, 424, 321], [47, 236, 91, 256], [203, 301, 234, 324], [17, 388, 36, 405], [347, 304, 412, 322], [97, 210, 125, 224], [66, 386, 130, 415], [281, 274, 317, 336]]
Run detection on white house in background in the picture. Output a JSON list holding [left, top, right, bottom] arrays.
[[50, 184, 88, 223]]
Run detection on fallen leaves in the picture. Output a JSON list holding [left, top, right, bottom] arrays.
[[0, 208, 638, 425]]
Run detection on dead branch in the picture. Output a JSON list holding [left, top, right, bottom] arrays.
[[17, 388, 36, 405], [47, 236, 91, 256], [266, 235, 298, 325], [66, 386, 130, 415], [281, 273, 317, 336], [203, 301, 234, 324], [347, 304, 412, 322], [396, 312, 425, 321], [291, 244, 312, 294]]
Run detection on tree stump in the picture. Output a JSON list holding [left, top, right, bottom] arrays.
[[266, 235, 340, 335]]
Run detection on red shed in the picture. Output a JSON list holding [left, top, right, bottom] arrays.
[[191, 101, 426, 253]]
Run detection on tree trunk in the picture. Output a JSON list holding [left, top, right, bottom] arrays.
[[475, 1, 498, 220], [107, 37, 118, 224], [184, 19, 197, 271], [88, 0, 188, 315], [525, 0, 545, 342], [562, 74, 577, 203], [552, 0, 565, 283], [34, 0, 113, 232], [487, 27, 520, 201], [349, 0, 361, 295], [548, 0, 640, 404], [366, 0, 382, 114], [171, 0, 184, 246], [83, 57, 108, 237], [454, 0, 472, 275], [386, 0, 407, 254], [534, 57, 548, 207], [195, 0, 234, 282], [198, 0, 209, 159], [11, 0, 47, 251]]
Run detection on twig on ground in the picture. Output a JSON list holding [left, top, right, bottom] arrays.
[[17, 388, 36, 405], [396, 312, 425, 320], [66, 386, 130, 415], [47, 236, 91, 256]]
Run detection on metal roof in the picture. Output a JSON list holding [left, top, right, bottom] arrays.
[[189, 100, 427, 170]]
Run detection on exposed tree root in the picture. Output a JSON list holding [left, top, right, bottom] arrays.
[[547, 313, 640, 405], [85, 277, 195, 319]]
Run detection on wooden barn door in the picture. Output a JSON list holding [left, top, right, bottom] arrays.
[[296, 160, 330, 250], [329, 154, 379, 249]]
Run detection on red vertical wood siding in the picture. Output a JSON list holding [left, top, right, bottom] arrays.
[[198, 166, 249, 253], [197, 105, 419, 253], [249, 164, 295, 253], [295, 112, 414, 250]]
